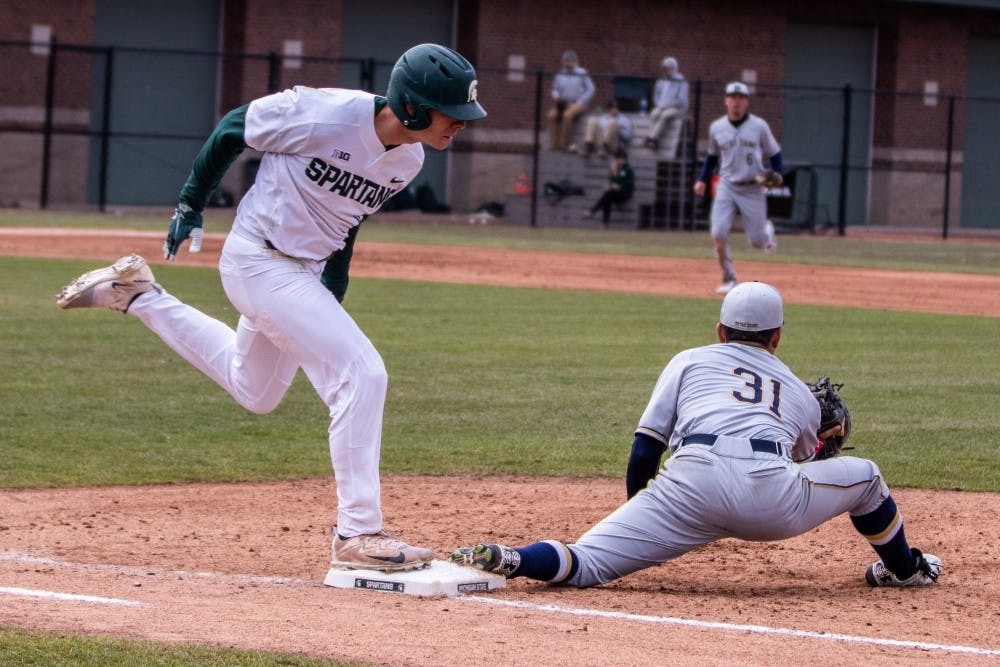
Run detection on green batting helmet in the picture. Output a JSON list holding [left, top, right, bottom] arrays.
[[387, 43, 487, 131]]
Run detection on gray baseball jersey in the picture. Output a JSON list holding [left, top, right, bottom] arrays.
[[706, 112, 780, 185], [637, 342, 819, 460], [563, 342, 890, 588]]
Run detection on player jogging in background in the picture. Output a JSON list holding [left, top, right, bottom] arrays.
[[694, 82, 781, 295], [56, 43, 486, 572], [451, 282, 942, 589]]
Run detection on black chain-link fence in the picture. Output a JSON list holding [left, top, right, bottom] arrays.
[[2, 38, 995, 238]]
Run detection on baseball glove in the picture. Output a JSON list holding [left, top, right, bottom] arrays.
[[756, 169, 783, 188], [807, 376, 852, 460]]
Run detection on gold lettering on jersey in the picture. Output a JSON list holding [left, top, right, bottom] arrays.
[[467, 80, 478, 103], [304, 157, 398, 210]]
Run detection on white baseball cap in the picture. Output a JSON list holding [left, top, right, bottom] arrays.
[[720, 281, 783, 331], [661, 57, 678, 70], [725, 81, 750, 96]]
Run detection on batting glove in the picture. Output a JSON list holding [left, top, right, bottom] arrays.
[[163, 203, 204, 260]]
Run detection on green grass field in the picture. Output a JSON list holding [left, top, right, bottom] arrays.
[[0, 627, 364, 667], [1, 212, 998, 663]]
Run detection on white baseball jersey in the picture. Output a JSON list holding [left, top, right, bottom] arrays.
[[706, 113, 780, 185], [236, 87, 424, 260], [637, 342, 820, 461]]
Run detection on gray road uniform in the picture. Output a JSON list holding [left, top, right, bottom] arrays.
[[705, 112, 780, 283], [565, 341, 890, 587]]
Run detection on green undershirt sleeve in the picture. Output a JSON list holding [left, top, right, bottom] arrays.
[[177, 104, 249, 211], [321, 221, 363, 302]]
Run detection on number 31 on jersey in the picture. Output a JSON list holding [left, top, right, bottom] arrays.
[[732, 366, 781, 416]]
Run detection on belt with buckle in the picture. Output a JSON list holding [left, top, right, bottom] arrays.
[[681, 433, 782, 456]]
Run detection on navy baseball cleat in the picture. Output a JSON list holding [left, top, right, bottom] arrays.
[[450, 542, 521, 577], [865, 548, 942, 587]]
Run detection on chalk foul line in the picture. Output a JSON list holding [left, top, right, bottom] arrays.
[[462, 595, 1000, 657], [0, 586, 144, 607]]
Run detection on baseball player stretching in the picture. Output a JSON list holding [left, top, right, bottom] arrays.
[[56, 44, 487, 572], [452, 282, 942, 589], [694, 82, 781, 295]]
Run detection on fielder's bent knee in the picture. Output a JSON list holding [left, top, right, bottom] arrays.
[[842, 456, 890, 514]]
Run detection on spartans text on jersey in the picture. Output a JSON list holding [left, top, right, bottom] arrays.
[[304, 157, 399, 208]]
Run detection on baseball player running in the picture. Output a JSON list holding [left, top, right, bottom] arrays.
[[56, 43, 486, 572], [452, 282, 942, 589], [693, 82, 781, 295]]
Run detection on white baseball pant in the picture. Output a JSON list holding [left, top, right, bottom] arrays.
[[129, 231, 386, 537]]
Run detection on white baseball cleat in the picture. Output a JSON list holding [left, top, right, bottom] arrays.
[[716, 280, 737, 295], [865, 548, 942, 587], [763, 220, 778, 255], [56, 253, 158, 313]]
